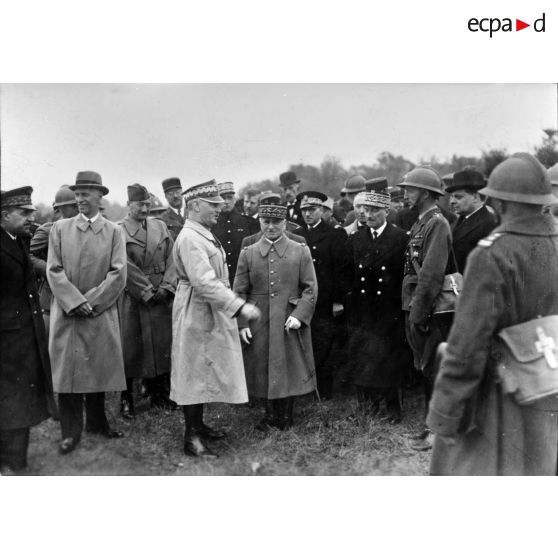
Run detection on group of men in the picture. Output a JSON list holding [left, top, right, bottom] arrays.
[[1, 158, 557, 474]]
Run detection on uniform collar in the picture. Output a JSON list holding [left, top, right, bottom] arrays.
[[184, 218, 215, 242], [370, 221, 388, 237], [258, 233, 288, 257]]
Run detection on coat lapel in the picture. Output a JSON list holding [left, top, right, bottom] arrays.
[[144, 220, 163, 267], [0, 227, 26, 266]]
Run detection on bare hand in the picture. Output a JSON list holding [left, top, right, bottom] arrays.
[[152, 288, 169, 303], [332, 303, 344, 317], [240, 328, 253, 344], [73, 302, 93, 317], [240, 302, 260, 322], [285, 316, 301, 332]]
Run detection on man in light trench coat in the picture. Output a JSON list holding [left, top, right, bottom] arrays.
[[170, 180, 260, 458], [47, 171, 127, 455]]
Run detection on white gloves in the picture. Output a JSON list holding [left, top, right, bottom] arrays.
[[284, 316, 301, 331]]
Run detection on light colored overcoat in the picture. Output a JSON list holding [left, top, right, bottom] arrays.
[[233, 234, 318, 399], [47, 215, 127, 393], [170, 219, 248, 405]]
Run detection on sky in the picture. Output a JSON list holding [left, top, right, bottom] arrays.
[[1, 83, 557, 206]]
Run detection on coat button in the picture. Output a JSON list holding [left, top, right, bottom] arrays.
[[29, 294, 33, 298], [381, 266, 386, 271], [378, 278, 383, 283], [227, 252, 231, 256], [270, 270, 275, 274], [270, 282, 275, 286], [377, 291, 381, 295], [312, 246, 316, 249], [33, 310, 38, 314], [312, 258, 316, 262], [227, 240, 231, 244], [361, 289, 365, 294], [361, 277, 365, 282], [271, 293, 276, 297], [227, 230, 231, 233], [358, 264, 363, 268], [270, 259, 275, 263]]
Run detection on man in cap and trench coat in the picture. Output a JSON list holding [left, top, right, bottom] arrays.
[[118, 184, 177, 418], [427, 153, 558, 475], [171, 180, 260, 458], [47, 171, 127, 454], [345, 180, 410, 423], [233, 199, 318, 430], [399, 167, 455, 451], [446, 167, 497, 273], [157, 177, 185, 241], [1, 187, 56, 474]]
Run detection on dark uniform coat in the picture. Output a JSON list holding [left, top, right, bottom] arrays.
[[156, 207, 184, 242], [427, 215, 558, 475], [118, 217, 176, 379], [0, 227, 55, 430], [401, 207, 453, 377], [233, 234, 318, 399], [451, 205, 497, 273], [213, 207, 259, 282], [286, 199, 305, 228], [346, 224, 410, 387]]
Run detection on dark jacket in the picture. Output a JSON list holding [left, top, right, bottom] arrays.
[[451, 205, 497, 273], [286, 199, 306, 228], [29, 221, 55, 311], [213, 208, 259, 281], [0, 227, 55, 430], [156, 207, 184, 242], [294, 220, 347, 317], [427, 215, 558, 475], [346, 224, 410, 387]]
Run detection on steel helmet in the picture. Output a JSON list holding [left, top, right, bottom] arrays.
[[149, 194, 167, 214], [398, 167, 444, 195], [547, 163, 558, 187], [480, 153, 555, 205], [341, 174, 366, 194], [52, 185, 77, 208]]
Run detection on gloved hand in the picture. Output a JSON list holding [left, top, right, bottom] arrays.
[[240, 328, 252, 344], [284, 316, 301, 332]]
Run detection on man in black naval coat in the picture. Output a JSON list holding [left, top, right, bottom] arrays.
[[345, 180, 410, 422], [446, 167, 498, 273], [1, 187, 56, 474], [213, 182, 259, 281], [294, 191, 347, 399], [157, 177, 185, 241]]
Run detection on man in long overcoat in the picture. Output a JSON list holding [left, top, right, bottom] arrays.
[[1, 187, 56, 474], [399, 167, 454, 450], [213, 181, 259, 281], [234, 200, 318, 430], [29, 185, 79, 338], [427, 153, 558, 475], [118, 184, 177, 418], [171, 180, 260, 458], [294, 191, 347, 399], [47, 171, 127, 454], [345, 185, 410, 423], [447, 167, 497, 273], [157, 177, 185, 241]]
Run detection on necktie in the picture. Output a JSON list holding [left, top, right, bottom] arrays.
[[372, 230, 378, 240]]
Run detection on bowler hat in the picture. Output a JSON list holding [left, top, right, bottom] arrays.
[[1, 186, 36, 210], [279, 171, 301, 188], [69, 171, 109, 195], [480, 153, 556, 205], [446, 167, 486, 193], [162, 177, 182, 193]]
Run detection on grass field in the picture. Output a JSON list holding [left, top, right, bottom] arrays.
[[24, 388, 431, 475]]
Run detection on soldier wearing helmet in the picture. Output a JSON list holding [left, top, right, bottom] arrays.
[[399, 167, 456, 451], [338, 175, 366, 231], [427, 153, 558, 475], [544, 162, 558, 220], [29, 185, 79, 337]]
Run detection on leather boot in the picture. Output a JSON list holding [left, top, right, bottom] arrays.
[[120, 384, 135, 420], [182, 405, 217, 458], [256, 400, 276, 431], [196, 405, 226, 439]]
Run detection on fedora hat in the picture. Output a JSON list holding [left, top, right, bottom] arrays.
[[69, 171, 109, 195], [279, 171, 301, 188], [446, 167, 486, 193]]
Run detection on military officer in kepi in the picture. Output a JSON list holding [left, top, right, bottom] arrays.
[[118, 184, 177, 418], [234, 199, 318, 430], [446, 167, 497, 273], [213, 181, 259, 281], [293, 191, 347, 399], [157, 177, 185, 241], [399, 167, 455, 451], [345, 180, 410, 423]]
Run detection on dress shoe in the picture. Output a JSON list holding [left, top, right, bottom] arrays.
[[150, 394, 177, 411], [120, 399, 135, 420], [196, 423, 226, 439], [411, 432, 434, 451], [183, 434, 217, 458], [86, 427, 124, 439], [410, 428, 431, 441], [59, 437, 79, 455]]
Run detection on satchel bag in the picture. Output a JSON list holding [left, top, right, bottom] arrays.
[[492, 315, 558, 405]]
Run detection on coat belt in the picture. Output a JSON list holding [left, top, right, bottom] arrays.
[[178, 278, 230, 288], [142, 262, 166, 274]]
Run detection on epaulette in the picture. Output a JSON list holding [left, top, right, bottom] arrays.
[[299, 242, 307, 247], [477, 232, 505, 247], [242, 246, 249, 251]]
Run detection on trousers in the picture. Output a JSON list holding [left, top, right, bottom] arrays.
[[58, 392, 110, 440]]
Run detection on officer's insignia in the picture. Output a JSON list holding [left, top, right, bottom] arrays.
[[478, 232, 505, 247]]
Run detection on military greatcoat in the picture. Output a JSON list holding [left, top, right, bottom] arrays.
[[170, 219, 248, 405], [233, 234, 318, 399], [156, 207, 184, 242], [213, 207, 259, 281], [118, 217, 176, 379], [0, 227, 55, 430], [427, 215, 558, 475], [47, 215, 127, 393], [346, 224, 410, 388]]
